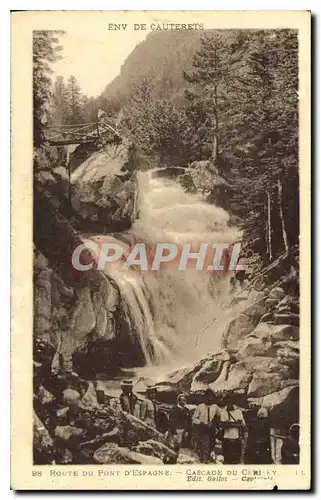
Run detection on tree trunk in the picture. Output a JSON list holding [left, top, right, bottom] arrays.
[[212, 132, 218, 165], [97, 120, 101, 141], [210, 97, 218, 171], [266, 190, 273, 261], [211, 48, 219, 168], [278, 177, 290, 254], [66, 147, 71, 207]]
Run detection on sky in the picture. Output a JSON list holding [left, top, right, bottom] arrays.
[[49, 11, 211, 97], [52, 29, 148, 97], [48, 10, 291, 97]]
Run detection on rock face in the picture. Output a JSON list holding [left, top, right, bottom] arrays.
[[34, 244, 150, 376], [34, 142, 150, 373], [34, 251, 115, 373]]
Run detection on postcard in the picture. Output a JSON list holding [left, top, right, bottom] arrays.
[[11, 10, 311, 490]]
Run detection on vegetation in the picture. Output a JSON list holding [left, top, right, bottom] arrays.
[[33, 30, 64, 147], [33, 29, 299, 265]]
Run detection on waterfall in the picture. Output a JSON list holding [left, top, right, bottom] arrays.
[[97, 170, 243, 372], [109, 268, 172, 365]]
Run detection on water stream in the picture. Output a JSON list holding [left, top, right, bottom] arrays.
[[98, 170, 246, 378]]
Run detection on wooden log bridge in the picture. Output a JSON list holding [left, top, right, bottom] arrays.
[[47, 138, 97, 146], [45, 112, 125, 147], [45, 121, 101, 146]]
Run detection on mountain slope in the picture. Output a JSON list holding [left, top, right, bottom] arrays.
[[100, 30, 204, 102]]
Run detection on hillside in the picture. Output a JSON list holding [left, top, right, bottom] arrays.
[[100, 30, 204, 102]]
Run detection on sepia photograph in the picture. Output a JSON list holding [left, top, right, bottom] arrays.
[[11, 10, 311, 490]]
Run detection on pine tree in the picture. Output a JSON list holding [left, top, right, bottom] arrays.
[[33, 30, 64, 147], [123, 76, 191, 166], [51, 75, 68, 127], [123, 77, 155, 150], [144, 99, 191, 166], [65, 75, 86, 125], [183, 31, 249, 170]]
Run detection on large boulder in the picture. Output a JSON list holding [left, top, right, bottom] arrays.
[[275, 342, 299, 378], [238, 336, 273, 358], [267, 359, 293, 379], [276, 296, 300, 315], [223, 313, 260, 350], [69, 142, 98, 173], [191, 351, 230, 391], [211, 361, 252, 393], [238, 356, 275, 373], [62, 388, 81, 406], [268, 287, 286, 301], [248, 385, 299, 429], [177, 448, 199, 464], [246, 322, 275, 340], [247, 370, 297, 399], [247, 323, 299, 343], [133, 439, 176, 461], [186, 161, 231, 209], [94, 443, 163, 464], [242, 299, 267, 322], [275, 340, 299, 355], [79, 426, 121, 451], [54, 425, 84, 441], [71, 146, 137, 232], [155, 352, 230, 395], [156, 366, 197, 394], [274, 313, 300, 327], [33, 412, 54, 459], [247, 372, 283, 398], [270, 324, 299, 342]]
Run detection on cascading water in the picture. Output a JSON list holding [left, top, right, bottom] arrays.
[[100, 169, 245, 374], [108, 269, 172, 365]]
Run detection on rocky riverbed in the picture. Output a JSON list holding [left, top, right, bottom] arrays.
[[33, 267, 299, 465]]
